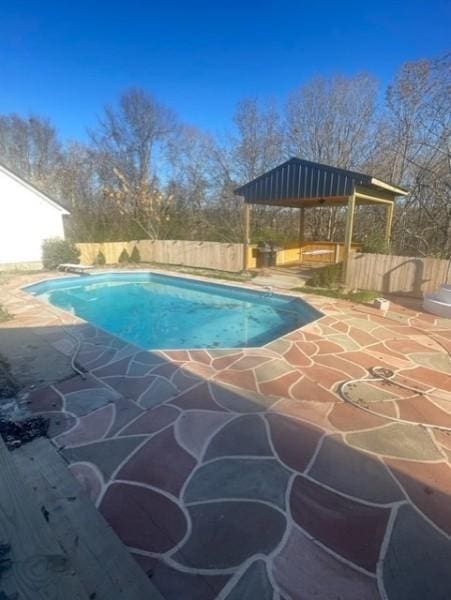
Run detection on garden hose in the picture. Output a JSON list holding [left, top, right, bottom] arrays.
[[337, 305, 451, 433]]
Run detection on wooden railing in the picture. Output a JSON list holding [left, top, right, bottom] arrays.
[[246, 241, 360, 269]]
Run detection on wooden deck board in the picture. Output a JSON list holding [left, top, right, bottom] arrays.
[[0, 437, 90, 599], [12, 438, 163, 600]]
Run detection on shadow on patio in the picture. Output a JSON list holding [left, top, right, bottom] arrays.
[[2, 321, 450, 600]]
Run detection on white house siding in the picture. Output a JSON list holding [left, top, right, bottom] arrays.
[[0, 166, 68, 265]]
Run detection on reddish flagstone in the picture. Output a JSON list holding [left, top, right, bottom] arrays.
[[303, 332, 323, 342], [328, 402, 390, 432], [266, 413, 323, 472], [290, 475, 390, 571], [331, 320, 349, 333], [188, 350, 212, 365], [26, 385, 62, 413], [348, 327, 379, 347], [183, 362, 216, 379], [402, 366, 451, 392], [163, 350, 191, 362], [313, 354, 368, 378], [301, 364, 348, 389], [273, 527, 380, 600], [315, 340, 345, 355], [386, 339, 439, 355], [100, 482, 187, 553], [227, 355, 273, 371], [386, 458, 451, 535], [366, 349, 411, 369], [117, 426, 196, 495], [258, 370, 301, 398], [55, 403, 114, 447], [396, 396, 451, 427], [270, 398, 334, 431], [283, 344, 312, 367], [291, 376, 339, 403], [339, 351, 395, 372], [54, 373, 107, 395], [294, 341, 318, 357], [366, 342, 407, 361], [211, 352, 243, 371], [214, 368, 258, 392]]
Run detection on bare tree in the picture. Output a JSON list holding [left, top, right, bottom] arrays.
[[209, 98, 286, 242], [381, 55, 451, 256], [0, 114, 62, 194], [90, 88, 177, 237], [285, 73, 379, 241]]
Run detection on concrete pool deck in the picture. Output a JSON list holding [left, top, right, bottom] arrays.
[[1, 270, 451, 599]]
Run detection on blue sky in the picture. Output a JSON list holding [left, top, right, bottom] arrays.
[[1, 0, 449, 140]]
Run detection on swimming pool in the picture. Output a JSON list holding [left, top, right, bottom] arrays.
[[26, 272, 321, 350]]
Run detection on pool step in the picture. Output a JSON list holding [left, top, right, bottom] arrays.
[[6, 437, 163, 600]]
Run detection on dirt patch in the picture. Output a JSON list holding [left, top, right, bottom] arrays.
[[0, 416, 49, 450]]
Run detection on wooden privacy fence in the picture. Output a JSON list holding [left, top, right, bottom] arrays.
[[346, 253, 451, 298], [76, 240, 244, 272]]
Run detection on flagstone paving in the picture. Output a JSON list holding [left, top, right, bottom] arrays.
[[2, 270, 451, 599]]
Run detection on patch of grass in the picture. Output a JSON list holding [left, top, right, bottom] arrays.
[[294, 286, 379, 304], [0, 305, 12, 323], [134, 262, 255, 282]]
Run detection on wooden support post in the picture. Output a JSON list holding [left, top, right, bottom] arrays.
[[243, 203, 250, 271], [385, 202, 394, 244], [299, 207, 305, 243], [342, 192, 356, 284], [299, 207, 305, 263]]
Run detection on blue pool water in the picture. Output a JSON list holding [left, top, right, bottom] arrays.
[[26, 272, 321, 350]]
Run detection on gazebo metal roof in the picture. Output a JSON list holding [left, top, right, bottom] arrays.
[[234, 157, 408, 207], [235, 157, 408, 274]]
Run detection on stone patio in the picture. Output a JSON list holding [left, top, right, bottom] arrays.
[[1, 271, 451, 599]]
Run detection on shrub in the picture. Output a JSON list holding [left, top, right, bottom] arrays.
[[118, 248, 130, 263], [42, 238, 80, 270], [95, 251, 106, 266], [130, 246, 141, 263], [306, 263, 343, 288], [360, 233, 390, 254]]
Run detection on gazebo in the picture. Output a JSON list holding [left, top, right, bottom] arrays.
[[234, 157, 408, 276]]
